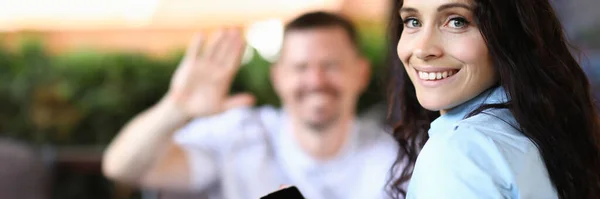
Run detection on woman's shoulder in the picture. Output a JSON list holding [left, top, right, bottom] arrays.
[[422, 107, 543, 178], [454, 108, 534, 152], [416, 108, 557, 198], [412, 111, 556, 198], [422, 108, 540, 176]]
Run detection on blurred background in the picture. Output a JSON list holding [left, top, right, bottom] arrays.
[[0, 0, 597, 198]]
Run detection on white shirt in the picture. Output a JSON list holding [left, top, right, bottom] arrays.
[[173, 106, 399, 199]]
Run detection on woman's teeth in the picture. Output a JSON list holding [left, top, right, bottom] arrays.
[[418, 70, 457, 80]]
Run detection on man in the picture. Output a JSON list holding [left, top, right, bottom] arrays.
[[102, 12, 399, 199]]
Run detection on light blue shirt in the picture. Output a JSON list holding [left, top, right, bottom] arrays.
[[406, 86, 558, 199]]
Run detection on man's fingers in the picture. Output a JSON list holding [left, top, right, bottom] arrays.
[[182, 33, 204, 62], [202, 29, 228, 62], [177, 28, 244, 87], [214, 28, 244, 66], [279, 184, 290, 189], [219, 29, 246, 71]]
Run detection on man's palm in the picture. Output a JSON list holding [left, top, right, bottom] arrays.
[[168, 28, 254, 118]]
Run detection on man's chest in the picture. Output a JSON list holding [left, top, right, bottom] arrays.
[[217, 145, 386, 199]]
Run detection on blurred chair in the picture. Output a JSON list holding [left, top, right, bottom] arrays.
[[0, 138, 49, 199]]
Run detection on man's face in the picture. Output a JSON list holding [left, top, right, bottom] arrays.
[[272, 26, 369, 131]]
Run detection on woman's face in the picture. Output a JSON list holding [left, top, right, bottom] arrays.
[[397, 0, 498, 113]]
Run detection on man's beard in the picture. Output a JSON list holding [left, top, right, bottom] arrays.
[[302, 111, 341, 133], [294, 85, 341, 132]]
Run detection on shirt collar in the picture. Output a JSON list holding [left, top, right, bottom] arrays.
[[429, 86, 509, 137], [277, 110, 360, 171]]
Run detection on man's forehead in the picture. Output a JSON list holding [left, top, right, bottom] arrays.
[[279, 27, 358, 60], [282, 26, 353, 44]]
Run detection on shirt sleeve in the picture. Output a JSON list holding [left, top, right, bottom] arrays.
[[406, 125, 513, 199], [172, 106, 257, 190]]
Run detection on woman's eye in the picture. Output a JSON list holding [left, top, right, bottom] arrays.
[[403, 18, 422, 28], [448, 17, 469, 28]]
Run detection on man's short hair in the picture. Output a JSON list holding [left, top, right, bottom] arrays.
[[284, 11, 359, 49]]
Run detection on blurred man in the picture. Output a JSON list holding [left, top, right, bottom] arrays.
[[102, 12, 399, 199]]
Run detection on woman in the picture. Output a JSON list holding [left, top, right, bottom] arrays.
[[386, 0, 600, 198]]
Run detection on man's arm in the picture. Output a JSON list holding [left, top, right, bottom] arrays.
[[102, 99, 198, 190], [102, 28, 252, 191]]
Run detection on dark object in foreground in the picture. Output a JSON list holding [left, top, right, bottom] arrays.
[[261, 186, 305, 199], [0, 138, 48, 199]]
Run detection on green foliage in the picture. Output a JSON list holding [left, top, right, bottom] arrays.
[[0, 27, 387, 146], [357, 27, 389, 111]]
